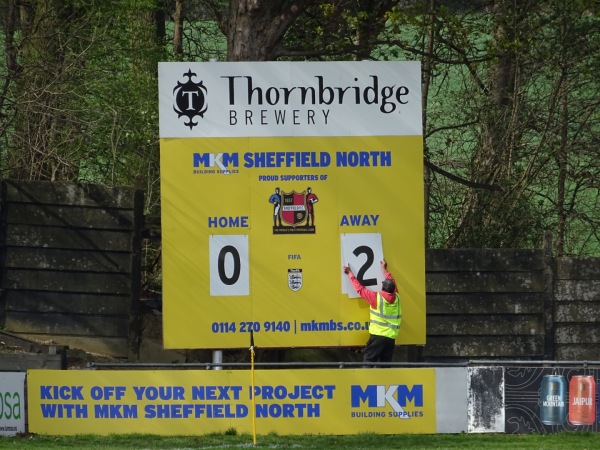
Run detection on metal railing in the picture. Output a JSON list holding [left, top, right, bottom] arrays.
[[87, 359, 600, 370]]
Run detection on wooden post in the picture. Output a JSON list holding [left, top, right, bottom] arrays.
[[542, 231, 555, 360], [0, 180, 6, 328], [128, 188, 145, 361]]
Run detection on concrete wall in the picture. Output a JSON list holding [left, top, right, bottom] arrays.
[[0, 180, 144, 359], [424, 247, 600, 362], [554, 257, 600, 360]]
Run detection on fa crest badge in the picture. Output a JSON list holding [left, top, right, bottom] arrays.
[[288, 268, 303, 292]]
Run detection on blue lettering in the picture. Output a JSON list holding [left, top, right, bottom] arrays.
[[193, 153, 239, 169], [339, 215, 379, 226], [256, 403, 320, 418], [381, 151, 391, 165], [336, 151, 391, 167], [208, 216, 249, 228], [243, 152, 331, 168], [156, 404, 170, 418], [132, 386, 185, 401], [193, 153, 210, 167], [40, 386, 52, 399], [41, 403, 88, 418], [351, 385, 377, 407], [397, 384, 423, 407], [221, 153, 238, 167], [90, 385, 126, 400], [193, 386, 216, 400], [243, 152, 252, 167], [40, 385, 84, 400], [143, 403, 246, 419], [351, 384, 424, 408], [191, 386, 241, 400], [94, 404, 137, 419]]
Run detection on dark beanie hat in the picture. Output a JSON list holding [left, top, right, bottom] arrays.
[[382, 279, 395, 293]]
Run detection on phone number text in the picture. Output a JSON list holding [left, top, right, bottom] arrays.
[[211, 320, 369, 334]]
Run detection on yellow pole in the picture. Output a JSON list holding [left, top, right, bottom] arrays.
[[250, 330, 257, 445]]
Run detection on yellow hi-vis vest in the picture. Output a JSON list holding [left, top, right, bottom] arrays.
[[369, 292, 402, 339]]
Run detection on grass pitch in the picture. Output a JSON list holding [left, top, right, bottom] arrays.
[[1, 431, 600, 449]]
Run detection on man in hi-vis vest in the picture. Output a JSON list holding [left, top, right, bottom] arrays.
[[343, 259, 402, 364]]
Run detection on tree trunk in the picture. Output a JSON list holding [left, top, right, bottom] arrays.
[[555, 7, 570, 257], [10, 0, 78, 180], [422, 0, 437, 249], [226, 0, 309, 61], [0, 0, 19, 142], [173, 0, 184, 58], [447, 0, 525, 247]]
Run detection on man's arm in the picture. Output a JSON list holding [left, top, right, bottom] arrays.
[[381, 259, 398, 293], [343, 264, 377, 308]]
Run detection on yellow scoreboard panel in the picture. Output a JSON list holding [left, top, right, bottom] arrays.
[[158, 62, 424, 349]]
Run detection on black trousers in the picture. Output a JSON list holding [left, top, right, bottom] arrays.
[[363, 334, 395, 363]]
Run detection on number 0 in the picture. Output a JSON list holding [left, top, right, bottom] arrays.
[[218, 245, 241, 285], [210, 235, 249, 296]]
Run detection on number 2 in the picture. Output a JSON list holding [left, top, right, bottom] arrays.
[[353, 245, 377, 287], [340, 233, 384, 298]]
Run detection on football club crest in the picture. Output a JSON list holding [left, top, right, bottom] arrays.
[[281, 190, 307, 225], [269, 187, 318, 235], [288, 269, 303, 292]]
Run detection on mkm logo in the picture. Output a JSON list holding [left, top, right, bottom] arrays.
[[193, 153, 239, 172], [351, 384, 423, 417]]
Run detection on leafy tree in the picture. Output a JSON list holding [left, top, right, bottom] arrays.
[[1, 0, 598, 256], [380, 0, 599, 255], [1, 0, 164, 197]]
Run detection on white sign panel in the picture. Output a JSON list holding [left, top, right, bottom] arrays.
[[158, 61, 422, 138], [209, 234, 250, 296], [341, 233, 384, 298], [0, 372, 26, 436]]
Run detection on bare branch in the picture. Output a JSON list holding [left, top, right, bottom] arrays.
[[425, 157, 504, 192]]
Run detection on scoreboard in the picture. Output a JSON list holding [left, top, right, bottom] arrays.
[[158, 61, 425, 349]]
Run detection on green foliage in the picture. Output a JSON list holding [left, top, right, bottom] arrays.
[[0, 0, 597, 255], [283, 2, 393, 61], [377, 1, 599, 255], [0, 0, 163, 211]]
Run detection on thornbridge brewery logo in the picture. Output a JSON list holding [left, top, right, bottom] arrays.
[[288, 269, 303, 292], [173, 69, 208, 129], [268, 187, 319, 235]]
